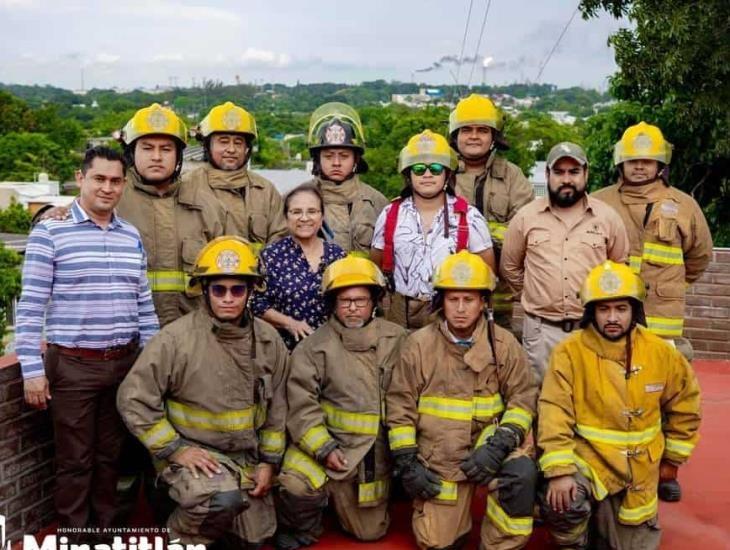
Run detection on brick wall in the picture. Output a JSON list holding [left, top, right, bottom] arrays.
[[684, 248, 730, 360], [0, 358, 55, 541]]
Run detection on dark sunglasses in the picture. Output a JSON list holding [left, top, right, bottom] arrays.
[[209, 284, 248, 298], [410, 163, 445, 176]]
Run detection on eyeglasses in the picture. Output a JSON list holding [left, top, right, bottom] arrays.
[[209, 284, 248, 298], [336, 297, 372, 309], [288, 209, 322, 219], [410, 163, 445, 176]]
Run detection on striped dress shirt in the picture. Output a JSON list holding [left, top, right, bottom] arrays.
[[16, 200, 159, 380]]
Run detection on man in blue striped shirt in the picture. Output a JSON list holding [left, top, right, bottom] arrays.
[[16, 146, 159, 530]]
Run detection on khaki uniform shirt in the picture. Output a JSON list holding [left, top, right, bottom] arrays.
[[500, 195, 629, 321], [117, 169, 230, 327]]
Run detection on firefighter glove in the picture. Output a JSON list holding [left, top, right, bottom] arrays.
[[461, 426, 520, 485], [395, 452, 442, 500]]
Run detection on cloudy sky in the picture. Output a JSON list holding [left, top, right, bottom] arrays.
[[0, 0, 628, 91]]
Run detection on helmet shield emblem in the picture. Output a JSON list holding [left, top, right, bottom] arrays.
[[598, 271, 622, 295], [222, 109, 242, 131], [451, 262, 473, 286], [216, 250, 241, 273], [324, 123, 346, 145], [632, 133, 653, 152], [147, 109, 170, 132]]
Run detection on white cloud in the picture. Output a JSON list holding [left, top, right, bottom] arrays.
[[152, 53, 185, 63], [94, 52, 120, 64], [240, 48, 291, 68], [111, 1, 240, 23]]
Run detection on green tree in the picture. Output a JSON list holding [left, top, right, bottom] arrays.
[[0, 132, 78, 182], [580, 0, 730, 244], [0, 200, 32, 234], [0, 243, 22, 355]]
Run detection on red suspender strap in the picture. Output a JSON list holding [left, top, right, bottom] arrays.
[[381, 198, 402, 274], [454, 196, 469, 252]]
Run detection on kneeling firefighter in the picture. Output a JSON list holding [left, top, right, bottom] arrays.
[[117, 237, 289, 548], [387, 251, 538, 549], [275, 255, 407, 549], [537, 261, 701, 549]]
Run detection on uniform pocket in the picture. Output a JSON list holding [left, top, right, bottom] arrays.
[[654, 281, 683, 300], [254, 374, 273, 429], [579, 233, 607, 251], [657, 216, 678, 243], [647, 436, 665, 464], [248, 213, 269, 243], [181, 237, 206, 271], [487, 193, 509, 220], [527, 230, 551, 248]]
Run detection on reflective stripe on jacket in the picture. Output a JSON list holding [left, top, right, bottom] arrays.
[[283, 317, 406, 505], [538, 325, 701, 525], [386, 316, 537, 484], [117, 309, 289, 466]]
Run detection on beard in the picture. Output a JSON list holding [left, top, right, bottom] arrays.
[[549, 183, 586, 207], [595, 321, 631, 341]]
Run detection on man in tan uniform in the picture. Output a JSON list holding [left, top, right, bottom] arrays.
[[116, 104, 231, 327], [118, 237, 289, 548], [387, 251, 538, 550], [592, 122, 712, 504], [538, 261, 701, 548], [186, 101, 288, 249], [593, 122, 712, 361], [450, 94, 534, 333], [501, 142, 629, 383], [304, 102, 388, 254], [275, 256, 407, 549]]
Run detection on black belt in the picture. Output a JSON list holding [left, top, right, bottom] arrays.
[[537, 316, 581, 333]]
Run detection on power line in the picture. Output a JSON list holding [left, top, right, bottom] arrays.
[[454, 0, 475, 88], [534, 4, 580, 83], [466, 0, 492, 89]]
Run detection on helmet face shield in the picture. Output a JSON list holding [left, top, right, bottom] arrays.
[[308, 102, 366, 152]]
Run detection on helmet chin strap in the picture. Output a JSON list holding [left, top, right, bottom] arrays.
[[620, 165, 661, 186]]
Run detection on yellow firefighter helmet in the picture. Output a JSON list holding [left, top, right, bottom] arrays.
[[196, 101, 258, 140], [613, 121, 672, 166], [432, 250, 497, 291], [187, 236, 261, 295], [580, 261, 646, 306], [449, 94, 504, 135], [398, 130, 458, 174], [321, 254, 386, 294], [119, 103, 188, 147]]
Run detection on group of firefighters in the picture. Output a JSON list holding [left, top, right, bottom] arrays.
[[16, 93, 711, 550]]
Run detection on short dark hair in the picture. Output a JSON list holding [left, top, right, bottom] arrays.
[[283, 183, 325, 216], [81, 146, 126, 175]]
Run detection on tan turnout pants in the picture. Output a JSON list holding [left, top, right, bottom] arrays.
[[160, 458, 275, 545], [277, 469, 390, 542]]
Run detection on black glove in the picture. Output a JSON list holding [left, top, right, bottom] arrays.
[[395, 452, 442, 500], [460, 425, 521, 485]]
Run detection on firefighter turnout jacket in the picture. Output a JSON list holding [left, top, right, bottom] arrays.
[[282, 316, 406, 502], [538, 324, 701, 525], [116, 168, 231, 327], [387, 316, 537, 493], [117, 308, 289, 472], [310, 175, 389, 254], [593, 180, 713, 339], [184, 164, 288, 248]]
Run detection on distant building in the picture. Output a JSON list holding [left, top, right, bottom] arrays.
[[547, 111, 577, 125], [529, 161, 548, 198], [0, 174, 74, 216], [391, 88, 452, 108]]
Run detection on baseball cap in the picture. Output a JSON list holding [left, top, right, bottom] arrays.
[[546, 142, 588, 168]]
